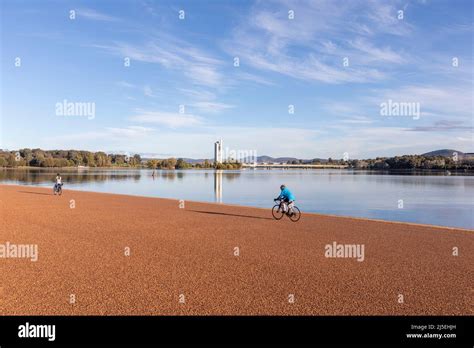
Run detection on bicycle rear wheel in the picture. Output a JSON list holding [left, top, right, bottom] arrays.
[[288, 206, 301, 222], [272, 204, 284, 220]]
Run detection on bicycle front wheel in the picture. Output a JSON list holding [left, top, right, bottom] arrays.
[[272, 204, 284, 220]]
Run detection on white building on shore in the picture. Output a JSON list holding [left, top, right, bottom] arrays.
[[214, 139, 223, 164]]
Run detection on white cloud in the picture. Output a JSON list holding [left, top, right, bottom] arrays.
[[140, 0, 158, 17], [178, 88, 216, 101], [77, 8, 121, 22], [349, 38, 406, 64], [92, 36, 225, 89], [40, 122, 473, 159], [185, 65, 223, 87], [312, 125, 473, 158], [130, 110, 203, 128], [235, 50, 385, 84], [117, 81, 135, 88], [340, 116, 374, 124], [42, 126, 155, 147], [369, 84, 473, 117], [364, 1, 413, 36], [191, 102, 235, 114], [143, 85, 155, 97], [106, 126, 154, 137], [236, 72, 276, 86], [223, 0, 414, 84]]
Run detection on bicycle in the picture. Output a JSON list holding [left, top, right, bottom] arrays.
[[53, 183, 63, 196], [272, 198, 301, 222]]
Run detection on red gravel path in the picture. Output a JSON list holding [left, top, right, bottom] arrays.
[[0, 184, 472, 315]]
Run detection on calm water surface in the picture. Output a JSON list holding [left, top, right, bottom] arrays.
[[1, 168, 473, 229]]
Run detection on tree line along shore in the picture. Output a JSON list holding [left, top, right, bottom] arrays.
[[0, 149, 242, 170], [0, 148, 472, 171]]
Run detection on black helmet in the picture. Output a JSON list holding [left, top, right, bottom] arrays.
[[280, 184, 286, 190], [57, 173, 60, 176]]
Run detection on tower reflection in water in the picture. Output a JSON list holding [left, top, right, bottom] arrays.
[[214, 170, 223, 203]]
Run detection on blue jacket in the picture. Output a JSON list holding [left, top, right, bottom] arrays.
[[278, 187, 295, 201]]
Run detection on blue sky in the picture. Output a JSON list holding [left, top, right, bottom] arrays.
[[1, 0, 472, 159]]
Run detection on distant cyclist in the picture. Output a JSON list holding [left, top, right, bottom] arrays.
[[54, 173, 62, 192], [274, 184, 296, 214]]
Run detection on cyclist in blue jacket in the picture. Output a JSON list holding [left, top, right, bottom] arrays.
[[274, 184, 296, 214]]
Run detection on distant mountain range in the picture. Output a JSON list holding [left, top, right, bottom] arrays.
[[422, 149, 473, 159], [141, 149, 473, 163], [422, 149, 473, 157]]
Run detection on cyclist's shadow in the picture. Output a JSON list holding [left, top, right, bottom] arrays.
[[188, 210, 273, 220], [18, 190, 52, 196]]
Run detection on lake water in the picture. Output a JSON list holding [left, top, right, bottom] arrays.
[[1, 168, 473, 229]]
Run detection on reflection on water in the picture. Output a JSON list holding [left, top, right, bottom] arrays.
[[214, 170, 222, 203], [0, 168, 141, 184], [1, 168, 472, 229]]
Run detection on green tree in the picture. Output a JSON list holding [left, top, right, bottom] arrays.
[[147, 159, 159, 169], [131, 154, 142, 166], [7, 153, 18, 167], [84, 152, 96, 167], [167, 158, 177, 169], [94, 152, 109, 167], [176, 158, 190, 169]]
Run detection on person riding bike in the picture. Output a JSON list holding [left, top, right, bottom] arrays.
[[54, 173, 62, 192], [274, 184, 296, 215]]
